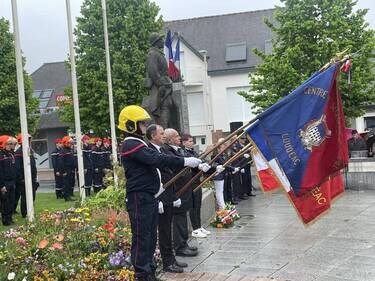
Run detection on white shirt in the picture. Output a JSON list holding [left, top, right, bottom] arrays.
[[150, 142, 161, 153]]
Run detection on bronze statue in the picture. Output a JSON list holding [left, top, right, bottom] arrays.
[[142, 32, 180, 130]]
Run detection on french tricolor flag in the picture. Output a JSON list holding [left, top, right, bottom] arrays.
[[164, 30, 180, 81]]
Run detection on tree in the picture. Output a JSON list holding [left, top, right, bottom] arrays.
[[59, 0, 163, 135], [0, 18, 38, 135], [241, 0, 375, 119]]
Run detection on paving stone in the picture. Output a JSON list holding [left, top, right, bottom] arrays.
[[175, 191, 375, 281]]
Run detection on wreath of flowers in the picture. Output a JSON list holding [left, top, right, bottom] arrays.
[[210, 204, 240, 228]]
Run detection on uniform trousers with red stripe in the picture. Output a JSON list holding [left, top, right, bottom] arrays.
[[127, 191, 158, 279]]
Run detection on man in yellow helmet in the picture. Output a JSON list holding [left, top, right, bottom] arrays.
[[118, 105, 203, 281]]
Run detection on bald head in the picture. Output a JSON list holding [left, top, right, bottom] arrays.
[[164, 128, 181, 146]]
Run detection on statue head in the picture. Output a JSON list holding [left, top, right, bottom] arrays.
[[149, 32, 164, 48]]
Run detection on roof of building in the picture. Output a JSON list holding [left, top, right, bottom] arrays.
[[31, 62, 71, 130], [37, 111, 69, 130], [31, 61, 71, 108], [165, 9, 275, 75]]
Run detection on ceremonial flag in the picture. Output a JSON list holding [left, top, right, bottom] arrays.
[[251, 149, 280, 192], [164, 30, 180, 80], [246, 63, 348, 195], [173, 37, 181, 79]]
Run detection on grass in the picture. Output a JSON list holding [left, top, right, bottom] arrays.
[[0, 192, 80, 232]]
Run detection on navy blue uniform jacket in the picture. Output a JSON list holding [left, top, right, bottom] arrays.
[[121, 137, 184, 195]]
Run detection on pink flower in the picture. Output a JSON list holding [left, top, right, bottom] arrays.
[[51, 242, 63, 251], [15, 237, 27, 246]]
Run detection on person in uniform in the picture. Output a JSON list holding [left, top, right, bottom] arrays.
[[92, 138, 105, 192], [51, 139, 64, 199], [14, 134, 38, 218], [118, 105, 202, 281], [0, 136, 17, 225], [103, 137, 112, 171], [180, 133, 211, 239], [146, 124, 187, 273], [82, 135, 93, 196], [60, 136, 76, 201]]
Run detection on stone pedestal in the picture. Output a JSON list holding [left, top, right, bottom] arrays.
[[172, 82, 189, 133]]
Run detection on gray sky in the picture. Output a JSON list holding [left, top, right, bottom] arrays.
[[0, 0, 374, 73]]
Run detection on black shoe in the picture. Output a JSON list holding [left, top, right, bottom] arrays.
[[231, 200, 239, 205], [247, 192, 256, 197], [65, 197, 74, 202], [187, 245, 198, 251], [163, 264, 183, 273], [239, 194, 249, 200], [176, 248, 198, 257], [174, 260, 188, 268]]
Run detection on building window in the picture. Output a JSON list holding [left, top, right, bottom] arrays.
[[187, 92, 205, 126], [32, 90, 42, 98], [225, 42, 247, 62], [226, 87, 254, 123], [39, 99, 49, 109], [40, 89, 54, 99]]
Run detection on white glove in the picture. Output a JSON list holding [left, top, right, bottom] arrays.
[[243, 153, 250, 159], [240, 168, 245, 174], [198, 163, 211, 172], [216, 165, 225, 174], [184, 157, 202, 168], [232, 167, 240, 174], [173, 198, 182, 208], [154, 185, 165, 198], [158, 201, 164, 214]]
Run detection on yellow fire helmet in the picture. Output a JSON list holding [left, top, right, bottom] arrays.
[[118, 105, 151, 133]]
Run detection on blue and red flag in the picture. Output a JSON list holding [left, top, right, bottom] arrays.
[[246, 63, 348, 195]]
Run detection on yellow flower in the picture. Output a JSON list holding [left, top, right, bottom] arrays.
[[75, 208, 83, 213], [70, 218, 79, 222], [34, 277, 43, 281], [84, 212, 90, 217], [84, 218, 91, 222]]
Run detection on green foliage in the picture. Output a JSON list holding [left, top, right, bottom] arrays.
[[83, 164, 126, 212], [241, 0, 375, 119], [83, 187, 126, 213], [59, 0, 163, 135], [0, 18, 39, 135]]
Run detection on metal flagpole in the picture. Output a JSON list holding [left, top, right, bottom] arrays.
[[101, 0, 119, 188], [11, 0, 35, 222], [65, 0, 85, 202]]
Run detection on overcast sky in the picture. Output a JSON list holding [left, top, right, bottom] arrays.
[[0, 0, 374, 73]]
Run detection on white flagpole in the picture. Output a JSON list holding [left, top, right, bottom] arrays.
[[101, 0, 119, 188], [11, 0, 35, 222], [65, 0, 85, 202]]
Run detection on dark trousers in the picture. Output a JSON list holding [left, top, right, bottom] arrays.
[[55, 172, 64, 198], [189, 188, 202, 230], [158, 204, 175, 268], [241, 165, 253, 194], [173, 210, 189, 252], [93, 169, 104, 192], [127, 192, 158, 279], [1, 183, 15, 224], [232, 173, 242, 199], [14, 181, 36, 218], [224, 174, 233, 203], [84, 169, 93, 196], [63, 171, 75, 199]]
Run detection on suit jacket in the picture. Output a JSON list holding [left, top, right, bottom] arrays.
[[148, 142, 177, 206], [163, 144, 193, 212]]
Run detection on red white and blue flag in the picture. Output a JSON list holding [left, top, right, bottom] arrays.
[[246, 63, 348, 196], [164, 30, 180, 81]]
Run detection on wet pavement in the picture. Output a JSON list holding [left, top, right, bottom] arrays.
[[164, 189, 375, 281]]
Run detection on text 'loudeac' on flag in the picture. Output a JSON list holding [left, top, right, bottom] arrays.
[[249, 129, 345, 224], [246, 62, 348, 196]]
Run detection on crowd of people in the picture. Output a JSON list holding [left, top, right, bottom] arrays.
[[51, 136, 113, 200], [0, 134, 38, 225], [118, 105, 255, 281], [0, 105, 255, 281]]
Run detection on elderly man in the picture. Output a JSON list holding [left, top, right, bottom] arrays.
[[146, 124, 187, 273], [163, 129, 210, 257]]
